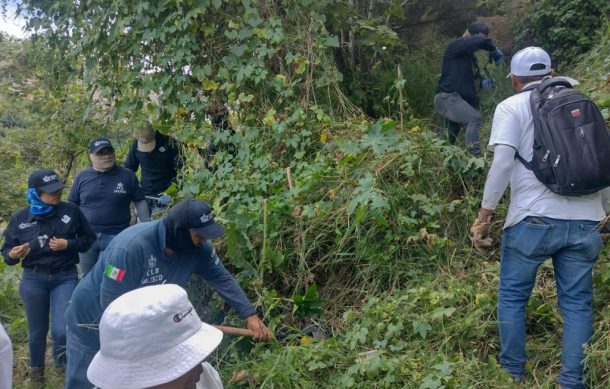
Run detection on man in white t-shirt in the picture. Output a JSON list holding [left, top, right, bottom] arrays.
[[470, 47, 610, 388]]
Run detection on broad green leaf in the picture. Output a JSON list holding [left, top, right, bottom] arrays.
[[202, 79, 218, 91]]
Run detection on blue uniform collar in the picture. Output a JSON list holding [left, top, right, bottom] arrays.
[[89, 165, 119, 175]]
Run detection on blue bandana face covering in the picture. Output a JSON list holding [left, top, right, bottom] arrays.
[[26, 188, 54, 215]]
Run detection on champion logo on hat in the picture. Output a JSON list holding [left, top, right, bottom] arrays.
[[173, 307, 194, 323]]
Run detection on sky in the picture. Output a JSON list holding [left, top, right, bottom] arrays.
[[1, 1, 28, 39]]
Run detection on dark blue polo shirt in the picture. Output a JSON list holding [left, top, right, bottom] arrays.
[[124, 132, 182, 196], [68, 166, 145, 234]]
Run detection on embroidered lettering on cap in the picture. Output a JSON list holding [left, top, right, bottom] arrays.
[[200, 213, 213, 223], [42, 175, 58, 183], [173, 307, 194, 323]]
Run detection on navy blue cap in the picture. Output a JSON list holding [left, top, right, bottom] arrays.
[[28, 168, 66, 193], [186, 200, 224, 239], [89, 137, 114, 153]]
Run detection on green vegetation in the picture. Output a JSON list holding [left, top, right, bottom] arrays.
[[1, 0, 610, 387], [516, 0, 610, 70]]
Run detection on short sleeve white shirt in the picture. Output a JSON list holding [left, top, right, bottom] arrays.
[[197, 362, 223, 389], [488, 82, 605, 228]]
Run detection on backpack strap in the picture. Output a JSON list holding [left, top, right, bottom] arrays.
[[537, 77, 572, 93], [513, 83, 538, 169]]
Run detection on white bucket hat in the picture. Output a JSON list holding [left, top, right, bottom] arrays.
[[87, 284, 223, 389], [507, 46, 552, 78]]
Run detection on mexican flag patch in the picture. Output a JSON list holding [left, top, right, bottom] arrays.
[[104, 264, 126, 281]]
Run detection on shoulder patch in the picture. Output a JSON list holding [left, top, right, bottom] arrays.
[[104, 264, 126, 281]]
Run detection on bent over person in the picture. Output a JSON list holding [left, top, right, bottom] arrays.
[[470, 47, 610, 388], [64, 199, 270, 388], [1, 169, 95, 385], [434, 21, 503, 156], [69, 137, 150, 276]]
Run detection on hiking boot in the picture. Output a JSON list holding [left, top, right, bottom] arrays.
[[28, 365, 45, 386]]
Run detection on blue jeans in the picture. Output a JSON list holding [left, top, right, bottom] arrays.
[[434, 91, 482, 155], [65, 326, 98, 389], [78, 233, 116, 276], [18, 267, 78, 368], [498, 217, 603, 389]]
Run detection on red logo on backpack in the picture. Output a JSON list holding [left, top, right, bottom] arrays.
[[571, 109, 581, 118]]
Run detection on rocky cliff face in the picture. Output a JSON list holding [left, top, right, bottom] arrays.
[[395, 0, 531, 54]]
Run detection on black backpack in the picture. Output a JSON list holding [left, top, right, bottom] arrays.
[[516, 77, 610, 196]]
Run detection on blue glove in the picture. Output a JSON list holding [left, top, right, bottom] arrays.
[[481, 78, 496, 89], [490, 49, 503, 65], [157, 194, 171, 207]]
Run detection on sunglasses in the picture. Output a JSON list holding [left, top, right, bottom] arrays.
[[93, 148, 115, 157]]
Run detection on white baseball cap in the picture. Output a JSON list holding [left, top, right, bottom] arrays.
[[87, 284, 223, 389], [507, 46, 551, 78]]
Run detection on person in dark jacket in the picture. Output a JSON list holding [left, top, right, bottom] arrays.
[[64, 199, 270, 389], [69, 137, 150, 276], [434, 21, 503, 156], [1, 168, 95, 383], [124, 123, 182, 212]]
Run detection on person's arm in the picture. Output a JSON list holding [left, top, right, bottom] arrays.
[[446, 35, 496, 57], [195, 244, 257, 319], [66, 206, 97, 253], [134, 200, 150, 222], [1, 214, 27, 266], [124, 141, 140, 173], [601, 187, 610, 215], [129, 170, 150, 222], [67, 174, 80, 205], [195, 248, 270, 340], [480, 144, 516, 212]]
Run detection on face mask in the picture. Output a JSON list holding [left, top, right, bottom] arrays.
[[90, 153, 116, 171], [26, 188, 54, 215]]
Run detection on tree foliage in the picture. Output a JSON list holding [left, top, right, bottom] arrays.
[[17, 0, 403, 130], [516, 0, 610, 70]]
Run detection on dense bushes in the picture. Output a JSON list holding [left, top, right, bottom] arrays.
[[1, 1, 610, 387]]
